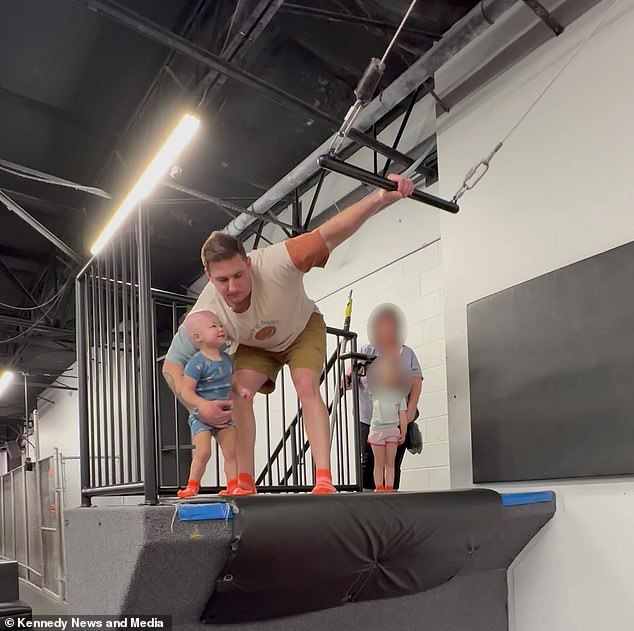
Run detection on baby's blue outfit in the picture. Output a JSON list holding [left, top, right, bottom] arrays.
[[184, 350, 234, 437]]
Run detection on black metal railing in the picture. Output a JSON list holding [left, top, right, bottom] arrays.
[[76, 206, 363, 504], [76, 207, 156, 505]]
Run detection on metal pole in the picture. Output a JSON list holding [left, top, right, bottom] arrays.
[[224, 0, 520, 236], [113, 248, 124, 485], [350, 337, 363, 491], [171, 303, 181, 489], [1, 473, 4, 558], [0, 190, 82, 262], [120, 239, 132, 485], [53, 448, 67, 601], [11, 470, 16, 560], [22, 462, 30, 582], [136, 205, 157, 505], [75, 277, 91, 506]]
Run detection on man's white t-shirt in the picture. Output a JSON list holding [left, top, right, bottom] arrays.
[[165, 230, 329, 365]]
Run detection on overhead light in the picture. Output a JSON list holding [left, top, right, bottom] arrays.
[[90, 113, 200, 255], [0, 371, 14, 397]]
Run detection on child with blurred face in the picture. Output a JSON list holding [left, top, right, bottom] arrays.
[[366, 357, 409, 492]]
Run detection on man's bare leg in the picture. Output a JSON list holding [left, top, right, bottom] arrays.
[[291, 367, 335, 493], [233, 369, 268, 492]]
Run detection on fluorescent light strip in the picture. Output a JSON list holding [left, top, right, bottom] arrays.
[[90, 113, 200, 255], [0, 371, 14, 397]]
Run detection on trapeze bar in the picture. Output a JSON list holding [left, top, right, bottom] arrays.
[[317, 155, 460, 214]]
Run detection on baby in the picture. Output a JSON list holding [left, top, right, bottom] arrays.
[[366, 356, 409, 492], [176, 309, 250, 498]]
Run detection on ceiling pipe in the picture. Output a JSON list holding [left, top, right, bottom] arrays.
[[223, 0, 522, 236], [0, 191, 82, 263]]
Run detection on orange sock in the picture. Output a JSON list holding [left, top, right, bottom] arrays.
[[177, 479, 200, 499], [311, 468, 336, 494], [384, 485, 394, 492], [375, 485, 385, 492], [218, 478, 239, 496], [238, 473, 256, 491]]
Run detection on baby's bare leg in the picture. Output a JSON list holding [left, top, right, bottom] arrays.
[[190, 431, 212, 481], [215, 426, 238, 484]]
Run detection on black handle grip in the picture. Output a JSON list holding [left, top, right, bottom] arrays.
[[318, 155, 459, 214]]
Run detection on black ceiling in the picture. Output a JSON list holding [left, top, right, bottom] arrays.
[[0, 0, 479, 430]]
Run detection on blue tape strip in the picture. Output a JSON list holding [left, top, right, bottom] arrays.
[[177, 502, 233, 521], [501, 491, 554, 506]]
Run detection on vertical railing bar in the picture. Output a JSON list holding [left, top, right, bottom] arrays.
[[336, 338, 344, 483], [120, 238, 132, 484], [280, 371, 288, 484], [171, 303, 181, 489], [137, 205, 158, 504], [22, 463, 30, 582], [265, 394, 272, 486], [0, 472, 4, 557], [113, 246, 124, 485], [343, 353, 351, 485], [150, 296, 160, 490], [88, 271, 98, 492], [129, 231, 141, 483], [104, 252, 114, 485], [11, 470, 16, 559], [350, 336, 362, 490], [215, 441, 220, 488], [96, 259, 105, 488]]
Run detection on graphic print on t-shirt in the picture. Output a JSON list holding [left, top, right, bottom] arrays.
[[251, 319, 280, 342]]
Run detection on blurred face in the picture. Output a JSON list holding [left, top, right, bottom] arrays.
[[371, 313, 399, 350], [191, 312, 226, 348], [206, 254, 252, 312]]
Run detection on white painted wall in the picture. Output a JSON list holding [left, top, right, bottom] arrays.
[[436, 1, 634, 629]]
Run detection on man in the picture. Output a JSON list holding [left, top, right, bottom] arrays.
[[163, 174, 414, 494]]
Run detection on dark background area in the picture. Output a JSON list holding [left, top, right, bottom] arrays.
[[468, 240, 634, 483]]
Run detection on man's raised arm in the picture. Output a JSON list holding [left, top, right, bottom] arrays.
[[318, 174, 413, 251]]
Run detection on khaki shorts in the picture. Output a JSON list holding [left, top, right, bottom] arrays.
[[234, 312, 326, 394]]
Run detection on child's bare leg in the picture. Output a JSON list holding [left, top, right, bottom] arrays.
[[371, 444, 386, 490], [178, 431, 211, 498], [216, 426, 239, 495], [190, 431, 212, 480], [384, 443, 397, 490]]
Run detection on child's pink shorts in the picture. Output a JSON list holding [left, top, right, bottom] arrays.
[[368, 426, 401, 446]]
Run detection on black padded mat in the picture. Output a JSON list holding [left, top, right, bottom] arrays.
[[202, 490, 502, 623]]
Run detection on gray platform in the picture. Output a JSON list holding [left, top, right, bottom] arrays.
[[64, 492, 555, 630]]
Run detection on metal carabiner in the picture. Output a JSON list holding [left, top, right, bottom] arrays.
[[451, 142, 503, 203]]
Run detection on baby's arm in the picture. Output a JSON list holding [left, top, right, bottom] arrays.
[[179, 375, 209, 411]]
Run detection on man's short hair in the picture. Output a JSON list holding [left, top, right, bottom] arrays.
[[201, 231, 247, 269]]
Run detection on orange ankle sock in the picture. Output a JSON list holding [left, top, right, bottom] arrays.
[[177, 479, 200, 498], [218, 478, 239, 496], [375, 485, 385, 492], [238, 473, 256, 491], [384, 485, 393, 492], [315, 468, 332, 483], [311, 468, 335, 494]]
